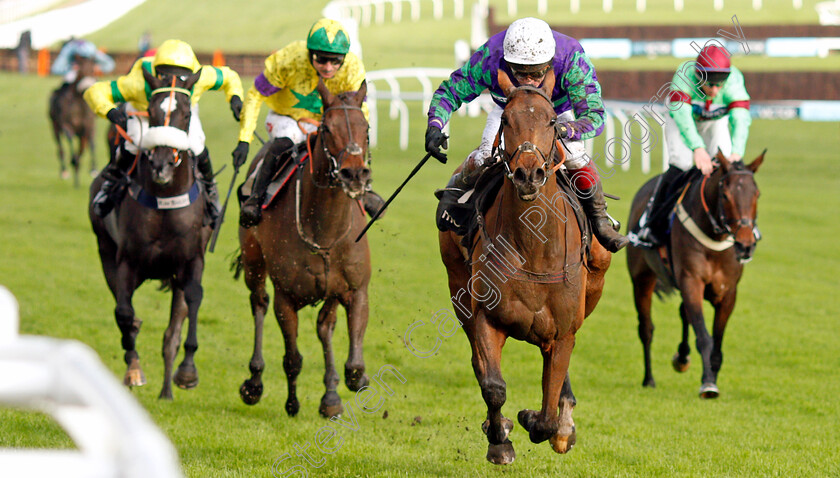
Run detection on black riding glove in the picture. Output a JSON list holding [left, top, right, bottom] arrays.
[[230, 95, 243, 122], [106, 108, 128, 131], [424, 125, 449, 164], [555, 121, 572, 140], [232, 141, 250, 169]]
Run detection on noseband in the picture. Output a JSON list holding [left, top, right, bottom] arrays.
[[493, 86, 562, 185], [312, 104, 370, 188], [701, 167, 757, 237]]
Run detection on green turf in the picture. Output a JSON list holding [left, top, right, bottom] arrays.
[[2, 1, 839, 476]]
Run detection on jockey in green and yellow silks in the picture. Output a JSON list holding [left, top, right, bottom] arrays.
[[84, 39, 244, 223], [232, 18, 382, 229]]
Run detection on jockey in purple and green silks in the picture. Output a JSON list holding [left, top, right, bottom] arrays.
[[425, 17, 628, 253], [633, 44, 753, 248], [84, 39, 244, 223], [233, 18, 384, 229]]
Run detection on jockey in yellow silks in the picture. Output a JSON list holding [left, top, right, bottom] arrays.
[[84, 39, 244, 224], [232, 18, 383, 228]]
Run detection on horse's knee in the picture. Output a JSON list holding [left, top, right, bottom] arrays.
[[183, 281, 203, 306], [250, 290, 269, 314], [637, 320, 654, 344], [283, 352, 302, 378], [695, 335, 713, 354], [480, 379, 507, 410]]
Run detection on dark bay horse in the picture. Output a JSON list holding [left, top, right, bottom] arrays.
[[439, 70, 612, 464], [49, 56, 96, 187], [627, 151, 764, 398], [89, 68, 210, 400], [237, 79, 372, 418]]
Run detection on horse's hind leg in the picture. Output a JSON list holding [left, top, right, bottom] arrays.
[[316, 298, 342, 418], [680, 281, 717, 398], [341, 286, 370, 391], [239, 239, 270, 405], [173, 261, 204, 390], [672, 301, 691, 373], [160, 287, 187, 400], [275, 293, 303, 416], [87, 125, 97, 176], [471, 312, 514, 465], [67, 131, 80, 188], [518, 335, 576, 454], [52, 122, 68, 179], [632, 268, 658, 387]]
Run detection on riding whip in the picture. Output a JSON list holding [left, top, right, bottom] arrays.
[[208, 165, 241, 253], [355, 151, 435, 242]]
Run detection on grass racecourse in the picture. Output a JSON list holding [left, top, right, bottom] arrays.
[[1, 0, 840, 476]]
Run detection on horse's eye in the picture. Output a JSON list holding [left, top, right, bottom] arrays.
[[500, 116, 508, 126], [549, 118, 557, 126]]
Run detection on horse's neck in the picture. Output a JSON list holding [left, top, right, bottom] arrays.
[[686, 170, 723, 236], [297, 146, 355, 239], [493, 179, 569, 258]]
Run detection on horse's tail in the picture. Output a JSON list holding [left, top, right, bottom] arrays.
[[229, 248, 244, 280]]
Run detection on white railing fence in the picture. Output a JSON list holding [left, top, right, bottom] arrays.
[[0, 285, 183, 478]]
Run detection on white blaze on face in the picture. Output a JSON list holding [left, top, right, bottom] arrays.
[[159, 96, 178, 116]]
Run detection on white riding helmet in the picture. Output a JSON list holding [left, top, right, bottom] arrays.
[[503, 18, 556, 66]]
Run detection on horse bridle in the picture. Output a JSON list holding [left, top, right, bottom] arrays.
[[311, 104, 370, 188], [493, 85, 562, 185], [143, 77, 194, 168], [701, 167, 757, 237]]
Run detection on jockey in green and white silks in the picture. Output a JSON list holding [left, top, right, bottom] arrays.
[[632, 44, 753, 248], [84, 39, 244, 222]]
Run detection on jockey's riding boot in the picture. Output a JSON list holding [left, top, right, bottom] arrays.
[[93, 163, 128, 218], [636, 166, 685, 247], [196, 148, 220, 228], [362, 190, 386, 218], [577, 181, 630, 253], [240, 138, 293, 228]]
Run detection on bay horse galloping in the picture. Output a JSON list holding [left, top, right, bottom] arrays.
[[439, 70, 612, 464], [49, 56, 97, 187], [627, 151, 764, 398], [89, 68, 210, 399], [237, 79, 372, 418]]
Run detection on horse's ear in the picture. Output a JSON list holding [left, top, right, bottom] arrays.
[[184, 69, 202, 91], [541, 67, 556, 98], [142, 67, 159, 90], [748, 149, 766, 173], [316, 77, 335, 108], [353, 80, 367, 107], [716, 149, 731, 172], [497, 69, 515, 97]]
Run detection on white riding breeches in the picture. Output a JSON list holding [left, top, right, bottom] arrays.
[[265, 112, 318, 145], [664, 114, 732, 171], [124, 103, 205, 156], [472, 105, 589, 170]]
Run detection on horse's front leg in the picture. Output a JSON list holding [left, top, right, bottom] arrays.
[[86, 126, 97, 176], [471, 311, 514, 465], [115, 261, 144, 387], [711, 289, 737, 381], [672, 302, 691, 372], [160, 287, 187, 399], [173, 258, 204, 390], [239, 234, 269, 405], [52, 122, 68, 179], [518, 335, 576, 454], [275, 293, 303, 416], [341, 286, 370, 391], [679, 278, 717, 398], [316, 298, 342, 418]]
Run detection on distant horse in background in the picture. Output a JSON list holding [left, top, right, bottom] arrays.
[[89, 68, 210, 400], [438, 70, 612, 464], [627, 151, 764, 398], [49, 56, 97, 187], [236, 79, 373, 418]]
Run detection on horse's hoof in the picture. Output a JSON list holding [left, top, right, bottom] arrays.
[[60, 170, 70, 180], [124, 365, 146, 388], [90, 169, 99, 178], [239, 380, 263, 405], [486, 441, 515, 465], [319, 391, 343, 418], [699, 383, 719, 399], [643, 377, 656, 388], [159, 388, 173, 400], [174, 364, 198, 389], [672, 353, 690, 373], [285, 397, 300, 417], [345, 366, 369, 392], [516, 409, 538, 432], [549, 429, 577, 454]]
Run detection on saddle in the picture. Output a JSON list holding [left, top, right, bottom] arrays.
[[238, 141, 310, 208], [435, 161, 591, 259]]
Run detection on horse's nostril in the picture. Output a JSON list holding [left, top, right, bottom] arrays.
[[360, 168, 371, 182], [513, 168, 527, 183], [338, 168, 354, 182], [533, 168, 546, 184]]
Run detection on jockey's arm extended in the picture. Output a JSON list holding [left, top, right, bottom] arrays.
[[84, 60, 149, 117], [427, 44, 493, 130], [190, 65, 244, 106]]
